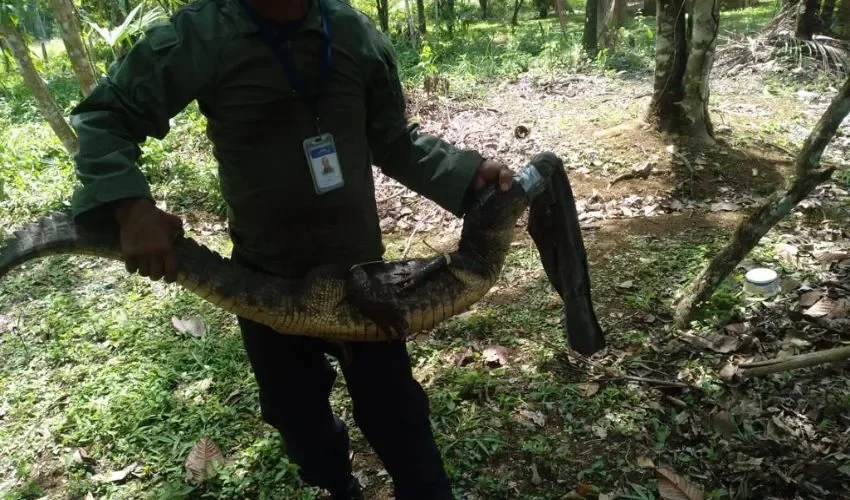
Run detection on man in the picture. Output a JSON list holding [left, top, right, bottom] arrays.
[[68, 0, 512, 498]]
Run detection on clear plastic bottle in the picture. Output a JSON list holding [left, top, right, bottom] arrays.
[[744, 268, 781, 298]]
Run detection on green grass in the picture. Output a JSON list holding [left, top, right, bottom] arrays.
[[3, 2, 849, 498], [720, 1, 781, 37]]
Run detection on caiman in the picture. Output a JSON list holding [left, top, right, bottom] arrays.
[[0, 152, 606, 355]]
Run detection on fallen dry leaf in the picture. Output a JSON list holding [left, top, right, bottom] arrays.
[[482, 345, 511, 367], [710, 411, 737, 439], [804, 298, 835, 319], [799, 290, 824, 307], [530, 463, 542, 485], [592, 424, 608, 439], [724, 323, 748, 335], [776, 243, 799, 266], [616, 280, 634, 289], [637, 456, 655, 468], [94, 462, 138, 483], [710, 201, 740, 212], [681, 332, 740, 354], [656, 466, 705, 500], [814, 251, 850, 264], [72, 448, 97, 466], [0, 314, 13, 333], [185, 437, 226, 483], [453, 346, 475, 366], [172, 316, 207, 338], [827, 298, 850, 319], [519, 409, 546, 427], [578, 382, 600, 397]]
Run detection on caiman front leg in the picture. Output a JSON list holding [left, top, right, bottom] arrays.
[[346, 263, 409, 340]]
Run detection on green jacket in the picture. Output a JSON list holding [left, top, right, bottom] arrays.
[[70, 0, 483, 275]]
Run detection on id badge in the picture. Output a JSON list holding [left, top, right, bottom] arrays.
[[303, 133, 344, 194]]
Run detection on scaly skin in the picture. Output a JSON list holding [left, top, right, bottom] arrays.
[[0, 153, 560, 342]]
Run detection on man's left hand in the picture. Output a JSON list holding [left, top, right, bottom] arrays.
[[472, 159, 513, 192]]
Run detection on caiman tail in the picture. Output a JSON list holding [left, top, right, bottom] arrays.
[[0, 152, 606, 354]]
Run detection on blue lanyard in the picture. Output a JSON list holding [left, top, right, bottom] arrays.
[[239, 0, 332, 132]]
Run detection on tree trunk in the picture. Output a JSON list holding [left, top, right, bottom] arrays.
[[822, 0, 836, 29], [598, 0, 629, 46], [0, 20, 78, 154], [443, 0, 455, 35], [680, 0, 719, 140], [536, 0, 550, 18], [614, 0, 629, 24], [647, 0, 688, 132], [480, 0, 489, 17], [404, 0, 418, 47], [0, 39, 10, 73], [797, 0, 822, 39], [583, 0, 600, 56], [838, 0, 850, 32], [50, 0, 98, 96], [376, 0, 390, 32], [674, 75, 850, 327], [513, 0, 525, 25], [417, 0, 427, 32], [642, 0, 656, 15]]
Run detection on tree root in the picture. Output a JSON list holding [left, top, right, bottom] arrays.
[[738, 346, 850, 378]]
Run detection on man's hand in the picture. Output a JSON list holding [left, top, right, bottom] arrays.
[[472, 159, 513, 192], [114, 198, 184, 283]]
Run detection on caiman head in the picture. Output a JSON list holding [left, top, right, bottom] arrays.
[[457, 152, 559, 270]]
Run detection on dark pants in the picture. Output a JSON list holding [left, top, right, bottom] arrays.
[[238, 316, 453, 499]]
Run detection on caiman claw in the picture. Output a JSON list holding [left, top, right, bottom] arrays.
[[346, 264, 410, 340]]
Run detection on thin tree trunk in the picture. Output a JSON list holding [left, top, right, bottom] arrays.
[[50, 0, 98, 96], [446, 0, 456, 35], [614, 0, 628, 24], [537, 0, 549, 18], [583, 0, 600, 56], [376, 0, 390, 32], [417, 0, 427, 33], [35, 10, 49, 62], [0, 20, 78, 154], [404, 0, 418, 48], [822, 0, 836, 29], [838, 0, 850, 32], [647, 0, 688, 132], [598, 0, 628, 46], [797, 0, 822, 39], [674, 74, 850, 327], [680, 0, 719, 141], [480, 0, 489, 17], [0, 39, 10, 73], [513, 0, 525, 25]]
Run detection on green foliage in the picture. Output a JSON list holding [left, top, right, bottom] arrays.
[[83, 2, 167, 51]]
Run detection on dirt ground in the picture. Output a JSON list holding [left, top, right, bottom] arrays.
[[357, 68, 850, 499]]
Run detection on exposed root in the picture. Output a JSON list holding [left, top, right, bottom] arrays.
[[593, 119, 652, 139]]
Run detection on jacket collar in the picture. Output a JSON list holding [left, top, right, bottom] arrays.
[[228, 0, 323, 36]]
